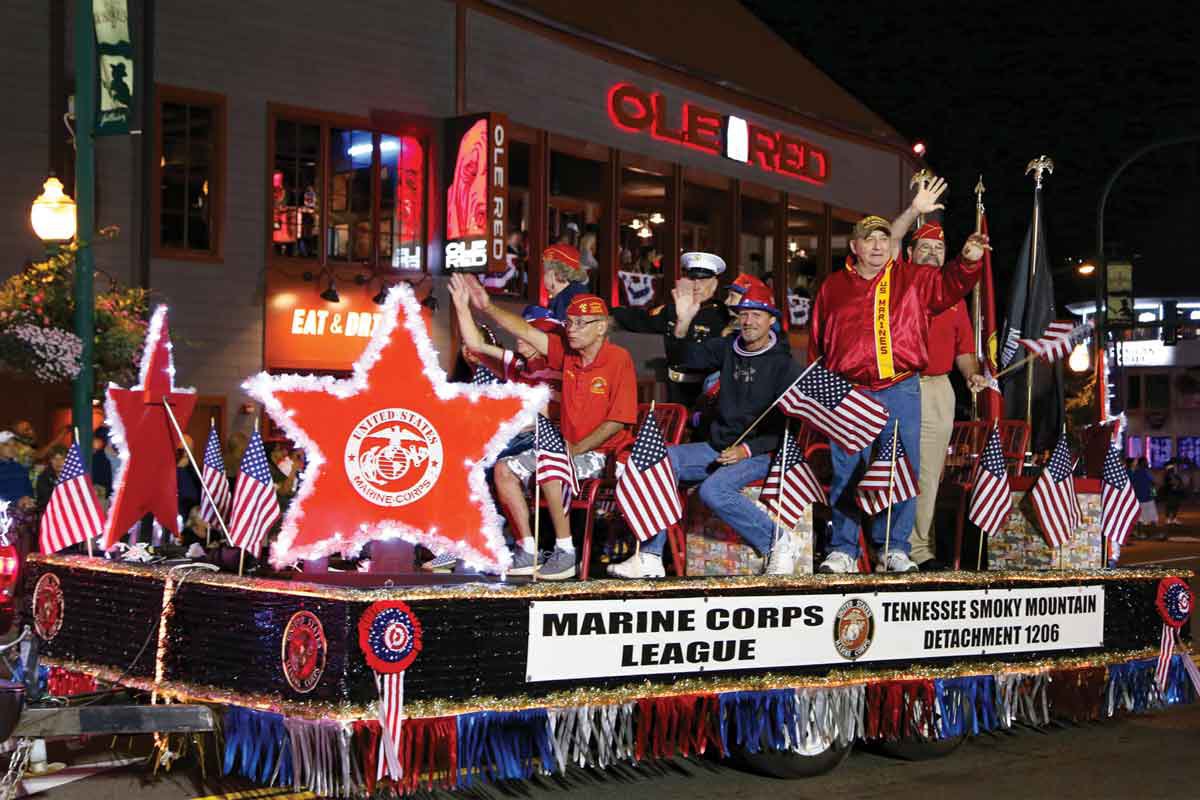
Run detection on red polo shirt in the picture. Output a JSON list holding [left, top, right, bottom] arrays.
[[545, 336, 637, 453], [925, 300, 974, 376]]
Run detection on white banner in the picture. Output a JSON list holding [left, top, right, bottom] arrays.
[[526, 585, 1104, 682]]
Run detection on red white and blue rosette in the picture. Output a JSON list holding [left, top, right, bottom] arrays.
[[1153, 578, 1198, 693], [358, 601, 423, 782]]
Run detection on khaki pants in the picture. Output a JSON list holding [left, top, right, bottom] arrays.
[[912, 374, 955, 563]]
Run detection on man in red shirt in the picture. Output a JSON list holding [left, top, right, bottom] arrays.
[[906, 222, 988, 569], [454, 275, 637, 580], [808, 183, 988, 573]]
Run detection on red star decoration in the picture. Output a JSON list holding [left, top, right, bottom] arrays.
[[245, 285, 546, 571], [103, 307, 197, 547]]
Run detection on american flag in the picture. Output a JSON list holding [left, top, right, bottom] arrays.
[[199, 426, 231, 526], [228, 431, 281, 556], [1030, 435, 1081, 547], [617, 409, 684, 541], [535, 414, 577, 513], [471, 364, 501, 386], [855, 431, 918, 516], [777, 363, 889, 453], [759, 432, 826, 530], [968, 425, 1013, 535], [1101, 441, 1138, 547], [39, 442, 105, 554], [1018, 321, 1091, 363]]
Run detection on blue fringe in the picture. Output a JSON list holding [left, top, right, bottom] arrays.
[[222, 707, 293, 786], [1162, 655, 1198, 707], [457, 709, 555, 785], [934, 676, 998, 738], [718, 690, 798, 754], [1107, 658, 1160, 713]]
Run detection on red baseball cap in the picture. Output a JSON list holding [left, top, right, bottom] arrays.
[[566, 294, 608, 317], [913, 221, 945, 242], [732, 284, 780, 317]]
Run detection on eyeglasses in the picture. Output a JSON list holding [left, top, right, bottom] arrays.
[[564, 318, 605, 330]]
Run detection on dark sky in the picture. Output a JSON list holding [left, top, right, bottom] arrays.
[[742, 0, 1200, 304]]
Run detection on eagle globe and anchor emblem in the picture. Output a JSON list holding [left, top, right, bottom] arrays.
[[344, 408, 444, 506]]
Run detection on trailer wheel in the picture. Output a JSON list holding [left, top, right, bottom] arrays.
[[734, 729, 853, 779], [875, 735, 965, 761]]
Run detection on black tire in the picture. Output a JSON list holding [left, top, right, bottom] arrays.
[[874, 735, 966, 761], [735, 740, 853, 779]]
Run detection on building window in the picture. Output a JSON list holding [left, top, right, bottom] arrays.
[[1146, 373, 1171, 410], [269, 110, 428, 272], [1126, 374, 1141, 409], [155, 86, 224, 259]]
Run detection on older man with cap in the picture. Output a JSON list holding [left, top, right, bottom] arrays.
[[905, 221, 988, 569], [456, 275, 638, 580], [612, 252, 729, 406], [809, 179, 989, 574], [609, 283, 804, 579]]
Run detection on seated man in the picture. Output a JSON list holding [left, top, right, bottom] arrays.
[[608, 284, 802, 579], [455, 275, 638, 580]]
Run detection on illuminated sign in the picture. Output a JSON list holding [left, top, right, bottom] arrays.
[[444, 113, 508, 273], [606, 83, 830, 185]]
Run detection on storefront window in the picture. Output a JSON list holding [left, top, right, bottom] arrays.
[[486, 138, 530, 295], [1146, 373, 1171, 410], [740, 184, 778, 282], [831, 209, 861, 272], [383, 135, 425, 270], [618, 164, 670, 307], [328, 129, 375, 263], [682, 169, 731, 269], [786, 197, 824, 328], [549, 145, 605, 293], [157, 89, 224, 258], [272, 119, 320, 259]]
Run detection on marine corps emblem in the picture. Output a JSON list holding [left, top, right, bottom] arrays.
[[344, 408, 443, 507], [33, 573, 65, 641], [281, 610, 327, 694], [833, 598, 874, 661]]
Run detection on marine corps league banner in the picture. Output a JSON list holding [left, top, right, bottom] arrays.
[[526, 585, 1104, 682], [94, 0, 135, 135], [443, 113, 508, 275]]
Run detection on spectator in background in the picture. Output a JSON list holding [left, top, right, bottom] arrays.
[[226, 431, 249, 481], [1129, 457, 1158, 536], [91, 426, 114, 503], [557, 220, 580, 248], [542, 244, 590, 322], [1163, 461, 1185, 526], [176, 433, 201, 525], [0, 432, 34, 510], [35, 446, 68, 516]]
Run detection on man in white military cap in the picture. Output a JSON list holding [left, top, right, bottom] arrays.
[[612, 251, 730, 406]]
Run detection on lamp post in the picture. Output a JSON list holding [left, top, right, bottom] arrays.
[[73, 0, 98, 468], [30, 176, 78, 254]]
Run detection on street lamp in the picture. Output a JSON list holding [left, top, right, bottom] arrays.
[[1077, 262, 1095, 276], [30, 176, 77, 246], [1068, 341, 1090, 373]]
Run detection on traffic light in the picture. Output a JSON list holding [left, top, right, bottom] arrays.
[[1162, 301, 1179, 346]]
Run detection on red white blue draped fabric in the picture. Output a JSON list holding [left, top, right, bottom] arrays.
[[1030, 435, 1080, 548], [1101, 441, 1138, 547], [1018, 321, 1090, 363], [535, 413, 577, 515], [759, 431, 825, 530], [200, 426, 231, 526], [228, 430, 281, 556], [471, 364, 501, 386], [855, 432, 918, 516], [39, 442, 104, 554], [968, 426, 1013, 536], [1154, 578, 1199, 692], [617, 409, 683, 541], [358, 601, 423, 782], [777, 363, 889, 454]]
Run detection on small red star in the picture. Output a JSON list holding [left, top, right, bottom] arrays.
[[245, 285, 546, 571], [103, 308, 197, 547]]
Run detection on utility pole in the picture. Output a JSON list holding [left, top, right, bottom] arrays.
[[73, 0, 97, 467]]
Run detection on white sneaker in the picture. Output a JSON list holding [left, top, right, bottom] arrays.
[[818, 551, 859, 574], [876, 551, 919, 573], [765, 534, 797, 575], [607, 552, 666, 579]]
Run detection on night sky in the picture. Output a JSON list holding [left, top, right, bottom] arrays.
[[742, 0, 1200, 306]]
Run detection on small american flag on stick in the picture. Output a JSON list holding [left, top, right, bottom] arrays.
[[1101, 440, 1138, 547], [1030, 434, 1081, 548], [968, 425, 1013, 535], [617, 409, 683, 541], [778, 362, 889, 454], [855, 432, 918, 516], [1018, 321, 1091, 363], [228, 430, 281, 556], [759, 430, 825, 530], [39, 442, 105, 554], [535, 414, 578, 516], [200, 426, 231, 526]]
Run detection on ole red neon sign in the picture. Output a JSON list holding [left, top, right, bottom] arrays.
[[606, 82, 830, 185]]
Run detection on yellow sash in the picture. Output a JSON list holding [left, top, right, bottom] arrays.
[[873, 263, 895, 380]]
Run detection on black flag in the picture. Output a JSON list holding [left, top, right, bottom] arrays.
[[998, 190, 1063, 453]]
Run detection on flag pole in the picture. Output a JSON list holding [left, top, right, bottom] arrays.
[[160, 400, 234, 548], [972, 176, 986, 421], [770, 424, 788, 560], [882, 419, 900, 567], [730, 357, 823, 449], [74, 427, 94, 557], [1023, 156, 1054, 429]]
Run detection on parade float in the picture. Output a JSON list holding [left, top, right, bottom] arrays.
[[12, 284, 1198, 796]]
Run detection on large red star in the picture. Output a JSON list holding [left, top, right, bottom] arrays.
[[244, 285, 547, 571], [102, 307, 197, 547]]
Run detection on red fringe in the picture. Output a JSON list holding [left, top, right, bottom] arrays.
[[866, 680, 936, 740], [352, 719, 381, 795], [635, 693, 720, 760], [1047, 667, 1106, 722], [48, 667, 97, 697], [397, 716, 458, 793]]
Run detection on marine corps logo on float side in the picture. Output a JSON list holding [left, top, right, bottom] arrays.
[[833, 598, 875, 661], [281, 610, 328, 694], [344, 408, 443, 507], [33, 573, 65, 641]]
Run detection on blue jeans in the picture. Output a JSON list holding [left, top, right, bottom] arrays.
[[827, 376, 921, 558], [642, 442, 774, 556]]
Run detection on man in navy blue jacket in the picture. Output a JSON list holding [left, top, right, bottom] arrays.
[[608, 284, 802, 579]]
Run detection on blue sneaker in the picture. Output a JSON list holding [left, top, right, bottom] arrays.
[[538, 548, 577, 581], [507, 548, 539, 576]]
